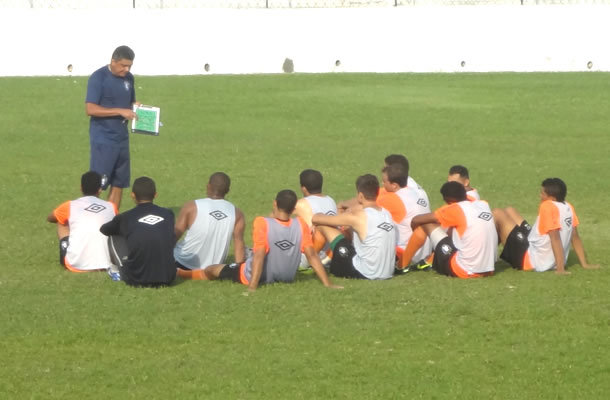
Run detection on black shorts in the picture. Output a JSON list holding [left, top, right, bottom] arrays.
[[432, 236, 458, 277], [175, 261, 191, 271], [218, 263, 243, 283], [59, 236, 69, 266], [500, 221, 531, 270], [328, 237, 367, 280], [90, 142, 130, 189]]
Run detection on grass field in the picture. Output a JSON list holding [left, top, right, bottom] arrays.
[[0, 73, 609, 399]]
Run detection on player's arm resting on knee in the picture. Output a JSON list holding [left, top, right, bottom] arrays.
[[232, 208, 246, 264], [337, 197, 359, 213], [411, 212, 439, 230], [86, 102, 136, 120], [570, 227, 600, 269], [549, 229, 569, 275], [174, 201, 196, 242], [304, 246, 343, 289], [247, 247, 266, 292]]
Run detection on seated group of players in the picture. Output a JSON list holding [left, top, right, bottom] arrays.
[[47, 154, 598, 289]]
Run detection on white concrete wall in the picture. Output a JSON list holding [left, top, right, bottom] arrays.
[[1, 6, 608, 76]]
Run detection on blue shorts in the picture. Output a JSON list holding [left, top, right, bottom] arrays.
[[90, 142, 130, 189]]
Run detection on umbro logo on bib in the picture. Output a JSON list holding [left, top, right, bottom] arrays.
[[85, 203, 107, 213], [478, 212, 492, 221], [564, 217, 572, 227], [274, 240, 295, 251], [377, 222, 394, 232], [325, 210, 337, 216], [417, 198, 428, 208], [209, 210, 228, 221], [138, 215, 164, 225]]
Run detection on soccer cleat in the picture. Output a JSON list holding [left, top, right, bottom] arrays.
[[107, 268, 121, 282], [394, 266, 410, 275], [415, 259, 432, 271]]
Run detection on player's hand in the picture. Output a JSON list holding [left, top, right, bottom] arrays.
[[555, 269, 571, 275], [120, 109, 137, 120], [582, 263, 600, 270]]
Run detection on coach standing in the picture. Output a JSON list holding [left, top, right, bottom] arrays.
[[86, 45, 138, 210]]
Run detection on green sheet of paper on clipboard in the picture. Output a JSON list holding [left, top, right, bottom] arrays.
[[131, 105, 160, 135]]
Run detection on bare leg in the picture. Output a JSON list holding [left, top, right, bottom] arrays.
[[315, 225, 343, 246], [505, 207, 525, 226], [492, 208, 518, 245], [108, 186, 123, 210], [56, 224, 69, 240]]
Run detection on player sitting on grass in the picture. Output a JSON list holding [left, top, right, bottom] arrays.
[[378, 163, 433, 273], [312, 174, 396, 280], [174, 172, 246, 274], [447, 165, 480, 201], [179, 189, 342, 292], [492, 178, 599, 275], [293, 169, 337, 267], [100, 177, 176, 287], [411, 181, 497, 279], [47, 171, 118, 274]]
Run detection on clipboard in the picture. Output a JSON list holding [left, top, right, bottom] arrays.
[[131, 105, 160, 136]]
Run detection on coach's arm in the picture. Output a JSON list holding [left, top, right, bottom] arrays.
[[86, 102, 137, 120]]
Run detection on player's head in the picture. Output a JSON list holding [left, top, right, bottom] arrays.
[[110, 45, 135, 77], [356, 174, 380, 202], [81, 171, 102, 196], [275, 189, 298, 214], [299, 169, 323, 195], [382, 163, 408, 190], [384, 154, 410, 176], [448, 165, 470, 186], [207, 172, 231, 198], [132, 176, 156, 203], [440, 181, 467, 204], [541, 178, 567, 202]]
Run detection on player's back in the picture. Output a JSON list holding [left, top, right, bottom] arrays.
[[443, 200, 497, 274], [174, 198, 236, 269], [352, 207, 396, 280], [64, 196, 116, 270]]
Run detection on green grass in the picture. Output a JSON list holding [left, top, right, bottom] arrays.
[[0, 73, 609, 399]]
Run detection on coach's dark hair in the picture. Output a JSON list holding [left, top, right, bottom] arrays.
[[208, 172, 231, 197], [384, 154, 410, 178], [276, 189, 298, 213], [132, 176, 156, 202], [382, 164, 408, 188], [449, 165, 469, 179], [299, 169, 323, 194], [356, 174, 380, 201], [112, 45, 135, 61], [440, 181, 467, 204], [81, 171, 102, 196], [541, 178, 567, 202]]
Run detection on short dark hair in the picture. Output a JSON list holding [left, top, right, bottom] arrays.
[[276, 189, 298, 213], [542, 178, 567, 202], [81, 171, 102, 196], [382, 164, 408, 188], [112, 45, 135, 61], [299, 169, 323, 194], [449, 165, 469, 179], [132, 176, 156, 201], [440, 181, 467, 203], [384, 154, 410, 178], [356, 174, 380, 201], [208, 172, 231, 197]]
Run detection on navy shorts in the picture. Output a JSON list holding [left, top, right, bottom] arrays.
[[90, 142, 130, 189]]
